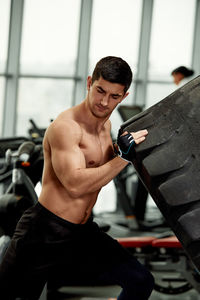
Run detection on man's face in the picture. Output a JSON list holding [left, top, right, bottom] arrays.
[[87, 76, 129, 119]]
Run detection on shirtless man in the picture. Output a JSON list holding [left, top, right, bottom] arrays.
[[0, 56, 154, 299]]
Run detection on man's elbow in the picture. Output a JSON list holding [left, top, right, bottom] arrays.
[[66, 184, 83, 198]]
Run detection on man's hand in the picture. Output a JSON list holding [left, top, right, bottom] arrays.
[[114, 129, 148, 162], [130, 129, 148, 144]]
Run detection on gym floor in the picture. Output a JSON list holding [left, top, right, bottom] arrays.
[[56, 286, 200, 300]]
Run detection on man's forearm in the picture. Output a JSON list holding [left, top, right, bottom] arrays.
[[66, 156, 128, 198]]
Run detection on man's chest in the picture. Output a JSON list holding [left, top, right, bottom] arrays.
[[80, 132, 114, 167]]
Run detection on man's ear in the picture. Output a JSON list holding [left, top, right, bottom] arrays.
[[119, 92, 129, 103], [87, 76, 92, 91]]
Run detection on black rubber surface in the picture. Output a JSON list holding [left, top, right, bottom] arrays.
[[120, 76, 200, 270]]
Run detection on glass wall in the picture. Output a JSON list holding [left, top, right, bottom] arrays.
[[1, 0, 199, 136], [17, 0, 81, 135], [148, 0, 196, 81], [89, 0, 142, 137], [89, 0, 142, 100], [17, 79, 74, 134], [0, 78, 5, 134], [146, 83, 174, 109], [0, 0, 11, 134], [146, 0, 196, 109], [0, 0, 10, 73], [20, 0, 80, 76]]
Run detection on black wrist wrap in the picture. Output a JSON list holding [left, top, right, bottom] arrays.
[[114, 132, 135, 162]]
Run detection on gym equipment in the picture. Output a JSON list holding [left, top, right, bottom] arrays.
[[120, 75, 200, 271], [0, 141, 43, 236], [117, 235, 200, 295], [0, 235, 11, 264], [0, 120, 44, 160], [28, 118, 47, 142]]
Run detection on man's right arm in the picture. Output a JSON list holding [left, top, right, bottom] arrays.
[[47, 120, 147, 198]]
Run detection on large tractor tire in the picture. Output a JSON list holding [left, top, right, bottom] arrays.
[[120, 76, 200, 271]]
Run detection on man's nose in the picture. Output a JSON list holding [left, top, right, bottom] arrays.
[[101, 95, 109, 106]]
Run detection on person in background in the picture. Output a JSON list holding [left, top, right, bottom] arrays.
[[171, 66, 194, 86]]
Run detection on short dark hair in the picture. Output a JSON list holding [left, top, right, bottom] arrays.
[[171, 66, 194, 78], [91, 56, 133, 93]]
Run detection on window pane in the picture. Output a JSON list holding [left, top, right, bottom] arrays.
[[89, 0, 142, 74], [0, 77, 5, 135], [0, 0, 10, 73], [20, 0, 81, 75], [146, 83, 175, 109], [149, 0, 196, 80], [17, 79, 74, 136]]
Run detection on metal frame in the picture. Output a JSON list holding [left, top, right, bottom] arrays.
[[133, 0, 154, 108], [192, 0, 200, 74], [73, 0, 93, 106], [2, 0, 24, 137]]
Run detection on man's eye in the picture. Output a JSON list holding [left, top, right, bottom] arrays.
[[97, 89, 104, 94], [112, 95, 119, 100]]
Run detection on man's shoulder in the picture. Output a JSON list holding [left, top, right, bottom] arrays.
[[53, 110, 81, 130], [46, 112, 82, 141]]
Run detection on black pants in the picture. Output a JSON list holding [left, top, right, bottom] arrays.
[[0, 202, 154, 299]]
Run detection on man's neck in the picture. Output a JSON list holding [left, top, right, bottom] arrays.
[[79, 99, 110, 133]]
